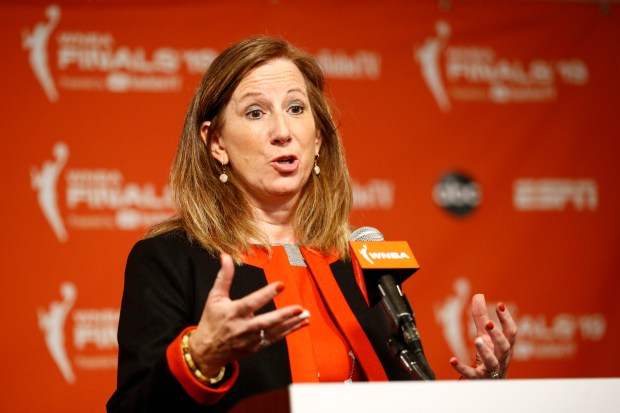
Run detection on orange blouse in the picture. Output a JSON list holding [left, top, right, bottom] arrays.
[[265, 247, 364, 383], [243, 245, 386, 383]]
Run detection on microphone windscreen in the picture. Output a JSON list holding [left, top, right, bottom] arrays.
[[349, 226, 384, 242]]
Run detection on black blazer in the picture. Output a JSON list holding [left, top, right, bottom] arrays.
[[107, 231, 410, 413]]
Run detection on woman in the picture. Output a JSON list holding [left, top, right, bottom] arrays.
[[107, 37, 517, 413]]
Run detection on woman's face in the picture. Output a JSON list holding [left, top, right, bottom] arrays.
[[206, 58, 321, 208]]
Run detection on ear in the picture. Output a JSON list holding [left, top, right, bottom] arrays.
[[201, 121, 228, 164], [315, 130, 322, 156]]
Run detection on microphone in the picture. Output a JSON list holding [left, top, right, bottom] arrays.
[[349, 226, 435, 380], [349, 226, 418, 307]]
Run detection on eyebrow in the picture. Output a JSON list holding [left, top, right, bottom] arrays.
[[237, 87, 308, 102]]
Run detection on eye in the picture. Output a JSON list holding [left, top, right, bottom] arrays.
[[246, 107, 263, 119], [288, 103, 305, 115]]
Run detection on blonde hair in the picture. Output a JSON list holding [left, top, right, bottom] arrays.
[[149, 37, 352, 262]]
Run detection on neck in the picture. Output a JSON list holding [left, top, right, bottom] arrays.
[[251, 199, 299, 245]]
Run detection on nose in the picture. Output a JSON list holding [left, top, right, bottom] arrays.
[[270, 111, 292, 145]]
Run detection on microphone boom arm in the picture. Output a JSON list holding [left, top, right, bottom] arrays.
[[378, 276, 435, 380]]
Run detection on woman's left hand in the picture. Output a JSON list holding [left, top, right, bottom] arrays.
[[449, 293, 517, 379]]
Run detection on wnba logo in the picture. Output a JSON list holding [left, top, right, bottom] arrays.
[[31, 142, 69, 242], [351, 241, 419, 270], [415, 20, 452, 112], [358, 244, 374, 264], [22, 4, 61, 102], [38, 282, 77, 383], [359, 244, 412, 265]]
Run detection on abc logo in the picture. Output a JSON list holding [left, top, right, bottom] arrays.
[[432, 171, 482, 217]]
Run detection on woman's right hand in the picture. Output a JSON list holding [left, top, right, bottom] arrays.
[[188, 253, 309, 376]]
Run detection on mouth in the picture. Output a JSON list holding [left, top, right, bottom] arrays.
[[270, 155, 300, 173], [272, 155, 298, 164]]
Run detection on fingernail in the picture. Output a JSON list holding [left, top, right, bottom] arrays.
[[298, 309, 310, 320], [293, 308, 303, 316], [300, 320, 310, 327], [498, 302, 506, 312], [475, 337, 484, 348], [450, 357, 458, 366], [275, 283, 285, 293], [485, 321, 495, 331]]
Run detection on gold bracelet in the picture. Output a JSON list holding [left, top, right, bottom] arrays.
[[180, 330, 226, 385]]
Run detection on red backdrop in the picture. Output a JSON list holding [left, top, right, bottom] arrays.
[[1, 1, 619, 412]]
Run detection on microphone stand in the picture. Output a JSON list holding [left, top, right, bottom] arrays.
[[378, 277, 435, 381]]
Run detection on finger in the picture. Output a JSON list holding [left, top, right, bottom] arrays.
[[234, 281, 285, 317], [208, 253, 235, 301], [253, 315, 311, 350], [234, 328, 266, 347], [496, 302, 518, 346], [268, 319, 310, 344], [262, 309, 311, 341], [471, 293, 491, 336], [449, 357, 481, 380], [247, 306, 309, 332], [483, 320, 511, 357], [210, 328, 268, 359], [474, 336, 500, 374]]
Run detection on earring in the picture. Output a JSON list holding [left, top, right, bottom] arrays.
[[314, 154, 320, 176], [219, 163, 228, 183]]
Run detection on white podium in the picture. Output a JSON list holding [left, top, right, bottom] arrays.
[[230, 378, 620, 413]]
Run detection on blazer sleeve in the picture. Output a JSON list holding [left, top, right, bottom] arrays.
[[106, 234, 232, 413]]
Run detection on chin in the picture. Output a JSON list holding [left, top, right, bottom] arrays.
[[266, 183, 305, 198]]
